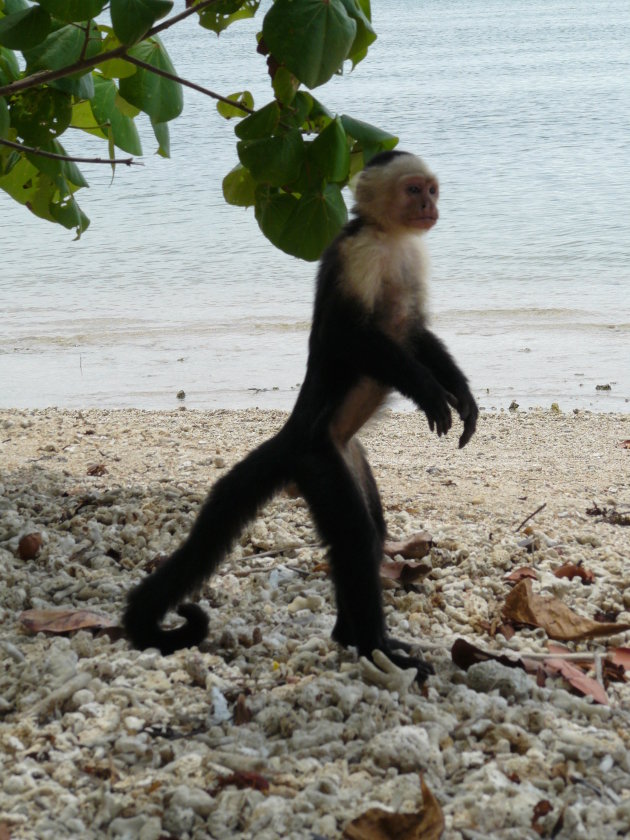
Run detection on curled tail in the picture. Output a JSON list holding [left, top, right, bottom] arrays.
[[123, 426, 296, 654]]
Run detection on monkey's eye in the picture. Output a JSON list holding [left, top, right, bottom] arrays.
[[429, 185, 437, 195], [406, 185, 422, 195]]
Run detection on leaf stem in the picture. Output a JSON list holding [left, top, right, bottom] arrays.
[[0, 137, 140, 166], [0, 0, 224, 98], [123, 55, 254, 114]]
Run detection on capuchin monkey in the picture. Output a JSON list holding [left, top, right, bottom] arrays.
[[124, 150, 478, 682]]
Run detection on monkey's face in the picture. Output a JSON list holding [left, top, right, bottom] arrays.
[[397, 174, 439, 231]]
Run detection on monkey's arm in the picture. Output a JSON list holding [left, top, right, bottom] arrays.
[[343, 324, 456, 438], [412, 329, 478, 447]]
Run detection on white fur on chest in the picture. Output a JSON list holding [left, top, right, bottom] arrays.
[[339, 227, 429, 325]]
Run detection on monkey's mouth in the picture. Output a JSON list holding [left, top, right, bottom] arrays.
[[409, 216, 437, 229]]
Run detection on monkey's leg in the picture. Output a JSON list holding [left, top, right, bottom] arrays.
[[341, 441, 418, 656], [295, 442, 434, 681], [344, 439, 386, 542], [124, 426, 295, 654]]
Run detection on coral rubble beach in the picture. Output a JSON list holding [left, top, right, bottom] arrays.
[[1, 406, 630, 839]]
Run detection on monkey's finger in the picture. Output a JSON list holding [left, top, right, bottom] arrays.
[[445, 391, 459, 411], [459, 416, 477, 448], [440, 405, 453, 436]]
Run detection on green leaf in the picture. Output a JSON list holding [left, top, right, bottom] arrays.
[[71, 98, 108, 139], [238, 129, 305, 187], [114, 91, 140, 118], [255, 183, 347, 261], [340, 114, 398, 162], [4, 0, 30, 13], [0, 96, 9, 139], [0, 152, 89, 236], [0, 6, 51, 50], [309, 116, 349, 182], [234, 101, 280, 140], [0, 46, 21, 86], [0, 146, 21, 178], [36, 0, 108, 22], [337, 0, 376, 67], [50, 193, 90, 236], [272, 66, 299, 106], [151, 119, 169, 157], [119, 37, 183, 123], [0, 154, 38, 207], [51, 72, 95, 99], [222, 163, 256, 207], [198, 0, 260, 35], [111, 0, 173, 46], [262, 0, 356, 89], [91, 76, 142, 155], [26, 138, 89, 189], [96, 30, 138, 78], [10, 87, 73, 145], [24, 22, 102, 73], [216, 90, 254, 119], [284, 91, 313, 129]]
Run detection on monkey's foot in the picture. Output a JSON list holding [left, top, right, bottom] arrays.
[[382, 636, 414, 654], [360, 648, 432, 691], [383, 648, 435, 684], [382, 637, 436, 682], [332, 624, 434, 683]]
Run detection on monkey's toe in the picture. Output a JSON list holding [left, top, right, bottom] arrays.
[[381, 646, 435, 684]]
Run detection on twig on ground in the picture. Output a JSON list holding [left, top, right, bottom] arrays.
[[515, 502, 547, 532]]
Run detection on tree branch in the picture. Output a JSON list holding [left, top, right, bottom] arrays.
[[124, 55, 254, 115], [0, 0, 223, 98], [0, 137, 141, 167]]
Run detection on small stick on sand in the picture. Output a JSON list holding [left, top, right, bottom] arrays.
[[515, 502, 547, 532]]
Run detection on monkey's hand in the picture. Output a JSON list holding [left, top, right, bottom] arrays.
[[419, 377, 454, 439], [448, 385, 478, 448]]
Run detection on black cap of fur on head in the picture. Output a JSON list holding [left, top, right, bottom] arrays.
[[363, 150, 413, 169]]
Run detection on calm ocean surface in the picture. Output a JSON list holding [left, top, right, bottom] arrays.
[[1, 0, 628, 412]]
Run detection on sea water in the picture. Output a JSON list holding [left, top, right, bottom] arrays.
[[1, 0, 628, 411]]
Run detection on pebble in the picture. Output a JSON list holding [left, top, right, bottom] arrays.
[[1, 407, 629, 839], [466, 660, 533, 700]]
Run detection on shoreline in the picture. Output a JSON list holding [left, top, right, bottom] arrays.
[[1, 407, 630, 838]]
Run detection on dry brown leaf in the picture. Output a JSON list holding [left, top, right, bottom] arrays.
[[87, 463, 107, 476], [505, 566, 538, 583], [344, 776, 444, 840], [547, 642, 571, 656], [213, 771, 269, 795], [17, 532, 43, 560], [0, 823, 11, 840], [496, 623, 516, 641], [312, 561, 331, 575], [19, 608, 118, 635], [233, 694, 253, 725], [380, 559, 432, 585], [610, 648, 630, 671], [553, 563, 595, 584], [547, 643, 626, 685], [542, 658, 609, 705], [594, 609, 620, 623], [502, 579, 630, 642], [602, 661, 627, 683], [451, 638, 523, 672], [384, 531, 433, 560], [532, 799, 554, 835]]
